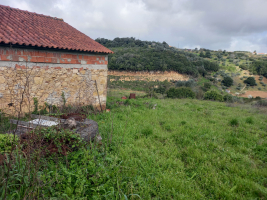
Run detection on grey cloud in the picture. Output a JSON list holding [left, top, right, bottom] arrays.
[[0, 0, 267, 52], [142, 0, 173, 11]]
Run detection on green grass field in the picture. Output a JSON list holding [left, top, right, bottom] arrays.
[[1, 91, 267, 199], [87, 93, 267, 199]]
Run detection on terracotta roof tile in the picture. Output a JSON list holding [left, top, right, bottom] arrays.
[[0, 4, 113, 54]]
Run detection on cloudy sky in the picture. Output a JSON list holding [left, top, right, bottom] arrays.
[[1, 0, 267, 52]]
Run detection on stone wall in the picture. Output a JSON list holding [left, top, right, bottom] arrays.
[[108, 70, 189, 82], [0, 47, 108, 114]]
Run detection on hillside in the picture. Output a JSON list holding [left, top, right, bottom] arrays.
[[96, 38, 219, 77], [97, 37, 267, 98]]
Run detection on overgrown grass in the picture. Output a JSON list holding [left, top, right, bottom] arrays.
[[87, 96, 267, 199], [1, 95, 267, 199]]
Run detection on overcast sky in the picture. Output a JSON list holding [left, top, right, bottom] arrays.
[[1, 0, 267, 52]]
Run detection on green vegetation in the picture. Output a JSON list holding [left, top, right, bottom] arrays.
[[108, 78, 172, 92], [254, 60, 267, 78], [98, 37, 267, 95], [222, 76, 234, 87], [244, 77, 257, 86], [96, 38, 219, 76], [204, 90, 224, 102], [1, 92, 267, 199], [0, 134, 18, 153], [166, 87, 196, 99]]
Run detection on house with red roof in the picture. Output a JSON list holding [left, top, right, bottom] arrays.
[[0, 4, 112, 113]]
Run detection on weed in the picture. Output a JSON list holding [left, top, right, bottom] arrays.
[[61, 91, 66, 106]]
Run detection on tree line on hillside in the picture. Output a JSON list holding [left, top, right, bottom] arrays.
[[253, 60, 267, 78], [96, 37, 219, 77], [95, 37, 170, 49]]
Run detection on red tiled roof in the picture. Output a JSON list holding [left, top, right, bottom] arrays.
[[0, 4, 113, 54]]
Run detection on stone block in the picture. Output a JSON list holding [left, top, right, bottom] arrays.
[[34, 77, 43, 85], [0, 76, 5, 84], [100, 77, 106, 85]]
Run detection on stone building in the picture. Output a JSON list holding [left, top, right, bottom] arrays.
[[0, 5, 112, 114]]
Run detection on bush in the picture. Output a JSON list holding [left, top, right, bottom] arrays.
[[224, 94, 233, 102], [204, 82, 212, 90], [154, 86, 166, 94], [0, 134, 18, 153], [175, 79, 196, 87], [255, 100, 267, 107], [204, 90, 224, 102], [194, 88, 205, 99], [255, 96, 261, 100], [244, 77, 256, 86], [222, 76, 234, 87], [239, 64, 248, 70], [166, 87, 196, 99], [224, 95, 243, 103]]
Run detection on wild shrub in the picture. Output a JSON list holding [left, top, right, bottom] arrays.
[[222, 76, 233, 87], [32, 97, 48, 115], [255, 96, 261, 100], [244, 77, 256, 86], [204, 82, 212, 90], [239, 64, 248, 70], [194, 88, 205, 99], [230, 118, 239, 127], [0, 134, 18, 153], [154, 85, 166, 94], [204, 90, 224, 102], [0, 111, 15, 133], [255, 100, 267, 107], [175, 79, 196, 87], [224, 94, 234, 102], [166, 87, 196, 99]]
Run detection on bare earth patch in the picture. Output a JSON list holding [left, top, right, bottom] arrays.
[[254, 75, 267, 84], [240, 91, 267, 98]]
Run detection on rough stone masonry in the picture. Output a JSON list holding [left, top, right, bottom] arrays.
[[0, 47, 108, 114]]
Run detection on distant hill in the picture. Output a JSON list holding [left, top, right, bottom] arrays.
[[96, 37, 219, 77]]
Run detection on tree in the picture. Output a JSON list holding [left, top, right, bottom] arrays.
[[205, 51, 212, 58], [239, 64, 248, 70], [244, 77, 256, 86], [222, 76, 233, 87], [199, 51, 205, 57]]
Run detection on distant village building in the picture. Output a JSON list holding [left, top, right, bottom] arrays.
[[0, 5, 113, 113], [225, 89, 230, 94]]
